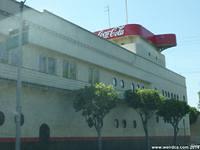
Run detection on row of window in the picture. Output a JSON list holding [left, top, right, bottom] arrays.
[[162, 90, 186, 101], [114, 119, 137, 129], [0, 111, 24, 126], [0, 49, 98, 83], [0, 111, 49, 141], [39, 56, 77, 80], [113, 116, 162, 129], [0, 48, 187, 100], [112, 78, 186, 101], [112, 77, 144, 90], [38, 56, 100, 84]]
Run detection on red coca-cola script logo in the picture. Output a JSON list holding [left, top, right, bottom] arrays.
[[97, 25, 125, 39]]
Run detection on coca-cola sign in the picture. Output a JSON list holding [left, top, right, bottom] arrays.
[[96, 25, 125, 39]]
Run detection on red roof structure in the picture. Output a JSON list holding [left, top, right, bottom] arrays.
[[94, 24, 176, 51]]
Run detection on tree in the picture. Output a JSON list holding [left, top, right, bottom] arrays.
[[124, 89, 162, 150], [157, 99, 190, 145], [73, 82, 118, 150], [189, 106, 200, 124]]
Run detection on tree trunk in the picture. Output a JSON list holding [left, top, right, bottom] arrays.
[[143, 122, 150, 150], [173, 126, 178, 145], [139, 113, 150, 150], [97, 129, 102, 150]]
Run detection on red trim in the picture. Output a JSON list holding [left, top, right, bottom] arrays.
[[0, 136, 190, 143], [0, 137, 39, 143], [94, 24, 176, 49]]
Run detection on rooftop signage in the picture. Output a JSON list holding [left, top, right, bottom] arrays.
[[94, 24, 177, 50], [96, 25, 125, 39]]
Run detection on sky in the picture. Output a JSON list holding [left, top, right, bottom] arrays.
[[22, 0, 200, 107]]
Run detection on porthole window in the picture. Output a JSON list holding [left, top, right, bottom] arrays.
[[0, 111, 5, 126], [114, 119, 119, 128], [20, 114, 24, 126], [122, 120, 127, 128], [112, 78, 117, 87], [120, 80, 125, 88], [174, 94, 176, 100], [171, 93, 173, 99], [133, 120, 137, 128], [167, 92, 170, 98], [131, 83, 135, 91], [165, 91, 167, 97], [162, 90, 164, 96], [14, 113, 24, 126], [141, 84, 145, 89]]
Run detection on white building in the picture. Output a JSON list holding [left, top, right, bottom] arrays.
[[0, 0, 190, 149]]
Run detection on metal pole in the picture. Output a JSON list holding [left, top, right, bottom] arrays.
[[125, 0, 128, 24], [105, 6, 111, 28], [15, 1, 26, 150]]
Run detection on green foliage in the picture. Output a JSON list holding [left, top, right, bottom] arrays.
[[157, 99, 190, 125], [124, 89, 162, 150], [73, 82, 118, 130], [157, 99, 190, 145], [124, 89, 162, 115], [189, 107, 200, 124]]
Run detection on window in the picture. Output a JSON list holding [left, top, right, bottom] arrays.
[[39, 56, 57, 75], [48, 57, 56, 75], [171, 93, 173, 99], [112, 78, 117, 87], [167, 92, 170, 98], [0, 45, 8, 63], [120, 80, 125, 88], [69, 63, 77, 79], [0, 111, 5, 126], [122, 120, 127, 128], [20, 114, 24, 126], [162, 90, 164, 96], [177, 95, 179, 100], [174, 94, 176, 100], [114, 119, 119, 128], [63, 60, 77, 79], [14, 113, 24, 126], [63, 60, 69, 78], [141, 84, 145, 89], [10, 50, 18, 66], [131, 83, 135, 91], [39, 56, 47, 73], [137, 84, 140, 89], [165, 91, 167, 97], [88, 67, 99, 84], [156, 56, 158, 60], [133, 120, 137, 128]]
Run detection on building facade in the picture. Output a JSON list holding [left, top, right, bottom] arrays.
[[0, 0, 190, 150]]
